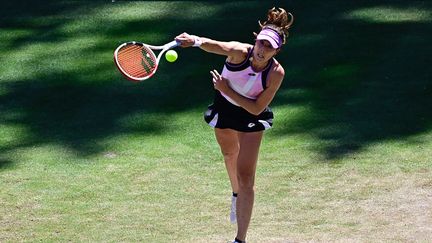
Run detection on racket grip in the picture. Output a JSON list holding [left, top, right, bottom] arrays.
[[167, 40, 180, 49]]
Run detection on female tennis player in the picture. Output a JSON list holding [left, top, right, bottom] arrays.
[[176, 7, 293, 243]]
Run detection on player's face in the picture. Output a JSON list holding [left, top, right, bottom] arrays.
[[253, 39, 279, 63]]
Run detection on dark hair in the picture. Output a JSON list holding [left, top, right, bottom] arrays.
[[257, 7, 294, 45]]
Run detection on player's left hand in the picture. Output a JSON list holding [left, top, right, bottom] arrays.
[[210, 69, 230, 93]]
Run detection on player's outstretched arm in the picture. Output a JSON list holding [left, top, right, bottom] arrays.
[[175, 32, 248, 64]]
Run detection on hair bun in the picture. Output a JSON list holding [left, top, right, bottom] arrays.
[[258, 7, 294, 45]]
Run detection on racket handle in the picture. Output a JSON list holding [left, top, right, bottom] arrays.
[[166, 40, 180, 49]]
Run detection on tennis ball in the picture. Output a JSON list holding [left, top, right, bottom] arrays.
[[165, 50, 178, 62]]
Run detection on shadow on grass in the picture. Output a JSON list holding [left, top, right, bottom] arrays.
[[272, 0, 432, 159], [0, 1, 431, 167], [0, 159, 15, 170]]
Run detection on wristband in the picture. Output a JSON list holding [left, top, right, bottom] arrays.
[[192, 35, 202, 47]]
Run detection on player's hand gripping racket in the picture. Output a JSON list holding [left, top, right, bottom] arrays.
[[114, 40, 179, 82]]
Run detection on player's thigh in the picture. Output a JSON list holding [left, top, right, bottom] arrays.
[[214, 128, 240, 155], [237, 131, 264, 180]]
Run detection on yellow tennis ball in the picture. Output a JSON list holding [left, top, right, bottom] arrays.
[[165, 50, 178, 62]]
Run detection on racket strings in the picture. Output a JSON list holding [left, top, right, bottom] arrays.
[[119, 46, 153, 75], [117, 45, 157, 78]]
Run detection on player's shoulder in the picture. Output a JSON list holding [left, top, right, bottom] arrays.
[[229, 41, 252, 54], [264, 58, 285, 89], [271, 58, 285, 79], [227, 42, 252, 63]]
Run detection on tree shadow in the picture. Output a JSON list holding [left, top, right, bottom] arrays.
[[271, 0, 432, 159], [0, 1, 261, 163], [0, 159, 15, 170], [1, 1, 431, 168]]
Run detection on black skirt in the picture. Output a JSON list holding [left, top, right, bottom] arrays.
[[204, 91, 274, 132]]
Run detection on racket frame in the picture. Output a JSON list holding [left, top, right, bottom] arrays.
[[114, 40, 179, 82]]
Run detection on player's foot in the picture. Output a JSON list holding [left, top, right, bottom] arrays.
[[230, 193, 237, 224], [232, 237, 246, 243]]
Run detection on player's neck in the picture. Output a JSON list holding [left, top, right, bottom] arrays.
[[250, 59, 269, 72]]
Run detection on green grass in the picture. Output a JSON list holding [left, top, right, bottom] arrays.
[[1, 1, 432, 242]]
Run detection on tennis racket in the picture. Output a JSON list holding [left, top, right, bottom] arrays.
[[114, 40, 179, 82]]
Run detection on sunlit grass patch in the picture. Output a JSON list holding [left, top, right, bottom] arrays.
[[342, 6, 432, 23]]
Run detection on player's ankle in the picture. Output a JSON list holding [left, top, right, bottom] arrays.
[[233, 237, 245, 243]]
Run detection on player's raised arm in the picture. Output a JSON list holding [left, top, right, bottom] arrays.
[[175, 32, 249, 64]]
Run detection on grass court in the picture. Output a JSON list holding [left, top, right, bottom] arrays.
[[1, 1, 431, 242]]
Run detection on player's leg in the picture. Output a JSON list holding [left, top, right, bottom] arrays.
[[235, 131, 263, 242], [215, 128, 240, 223]]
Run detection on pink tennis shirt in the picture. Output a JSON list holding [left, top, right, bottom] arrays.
[[220, 48, 273, 106]]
